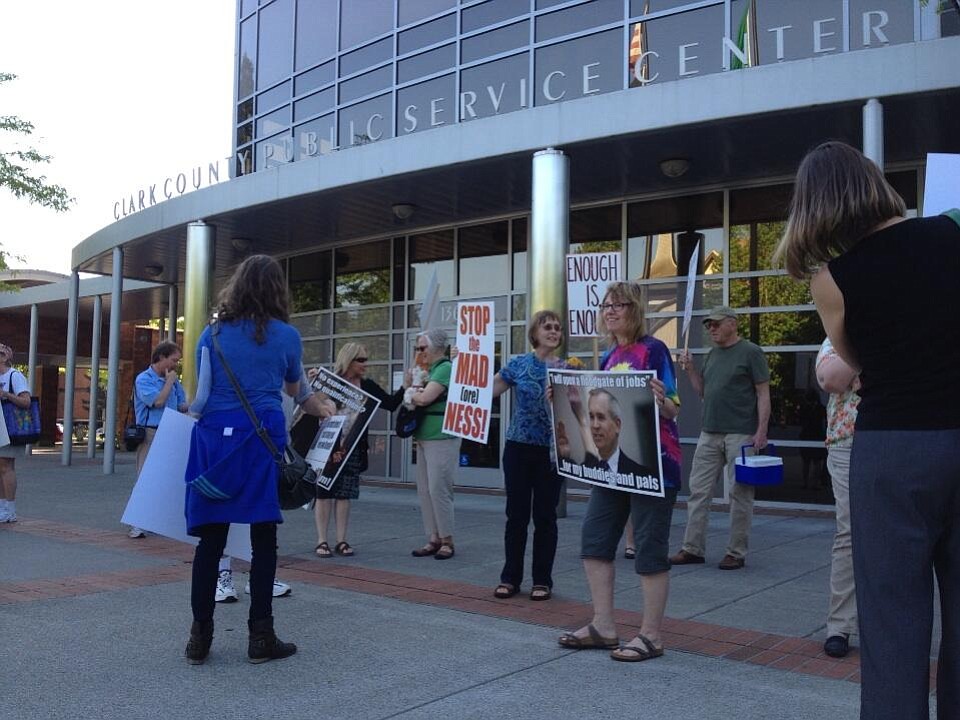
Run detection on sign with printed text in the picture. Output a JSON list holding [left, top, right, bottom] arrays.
[[548, 369, 665, 498], [443, 301, 495, 443], [566, 252, 621, 337], [304, 368, 381, 491]]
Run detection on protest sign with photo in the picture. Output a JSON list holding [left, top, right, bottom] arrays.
[[566, 252, 621, 337], [443, 301, 494, 443], [305, 368, 381, 491], [548, 368, 664, 497]]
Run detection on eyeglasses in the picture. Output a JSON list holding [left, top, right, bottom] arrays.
[[415, 345, 429, 352], [354, 357, 368, 363], [540, 323, 562, 332], [599, 302, 630, 312]]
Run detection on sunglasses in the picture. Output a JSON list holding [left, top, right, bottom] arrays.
[[354, 356, 368, 363], [540, 322, 562, 332], [415, 345, 429, 352]]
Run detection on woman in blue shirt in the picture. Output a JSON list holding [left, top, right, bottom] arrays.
[[489, 310, 566, 601], [184, 255, 327, 666]]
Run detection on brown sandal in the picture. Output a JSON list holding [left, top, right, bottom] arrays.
[[411, 541, 441, 557], [315, 542, 332, 558], [610, 634, 664, 662], [434, 544, 455, 560], [494, 583, 519, 599], [558, 623, 619, 650], [334, 541, 355, 557]]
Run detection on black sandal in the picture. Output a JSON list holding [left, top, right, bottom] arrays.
[[434, 544, 455, 560], [494, 583, 519, 599], [334, 541, 355, 557], [529, 585, 552, 601], [315, 542, 332, 558], [411, 541, 441, 557]]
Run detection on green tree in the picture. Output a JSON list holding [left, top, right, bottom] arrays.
[[1, 72, 73, 282]]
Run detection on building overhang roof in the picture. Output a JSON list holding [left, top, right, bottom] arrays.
[[0, 275, 170, 323]]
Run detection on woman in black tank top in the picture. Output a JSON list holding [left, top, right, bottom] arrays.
[[774, 141, 960, 720]]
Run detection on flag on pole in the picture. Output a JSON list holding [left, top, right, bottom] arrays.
[[731, 0, 758, 70]]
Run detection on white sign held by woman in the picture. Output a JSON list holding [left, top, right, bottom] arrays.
[[566, 252, 621, 337]]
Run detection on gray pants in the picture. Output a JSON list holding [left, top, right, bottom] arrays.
[[681, 431, 755, 559], [415, 438, 459, 539], [851, 429, 960, 720], [826, 444, 857, 638]]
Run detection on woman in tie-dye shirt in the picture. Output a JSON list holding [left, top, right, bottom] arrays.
[[558, 281, 680, 663]]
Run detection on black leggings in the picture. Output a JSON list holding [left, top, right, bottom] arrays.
[[191, 522, 278, 623]]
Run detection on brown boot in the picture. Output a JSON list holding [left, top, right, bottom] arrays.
[[248, 616, 297, 664], [185, 619, 214, 665]]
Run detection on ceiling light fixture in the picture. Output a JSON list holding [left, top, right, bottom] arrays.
[[659, 158, 690, 179], [231, 237, 253, 252], [144, 264, 164, 277], [391, 202, 416, 221]]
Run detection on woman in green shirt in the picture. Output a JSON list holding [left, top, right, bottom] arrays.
[[408, 328, 458, 560]]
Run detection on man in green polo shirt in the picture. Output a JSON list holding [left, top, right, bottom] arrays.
[[670, 306, 771, 570]]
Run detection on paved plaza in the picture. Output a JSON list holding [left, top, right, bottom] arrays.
[[0, 449, 940, 719]]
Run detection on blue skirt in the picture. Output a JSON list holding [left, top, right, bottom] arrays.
[[184, 408, 285, 536]]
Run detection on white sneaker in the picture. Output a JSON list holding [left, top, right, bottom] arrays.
[[215, 569, 239, 603], [245, 579, 292, 598], [0, 508, 13, 523], [127, 526, 146, 538]]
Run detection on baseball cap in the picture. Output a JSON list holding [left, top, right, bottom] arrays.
[[702, 306, 736, 324]]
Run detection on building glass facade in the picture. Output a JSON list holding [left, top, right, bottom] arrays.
[[235, 0, 958, 173]]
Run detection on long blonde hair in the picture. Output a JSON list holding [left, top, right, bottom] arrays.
[[596, 281, 646, 346], [774, 141, 906, 278], [334, 342, 367, 376]]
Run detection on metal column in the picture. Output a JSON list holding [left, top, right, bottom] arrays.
[[87, 295, 102, 459], [61, 271, 80, 466], [103, 248, 123, 474], [863, 98, 884, 168], [530, 147, 570, 516], [182, 222, 215, 399], [26, 304, 38, 456], [168, 284, 178, 342]]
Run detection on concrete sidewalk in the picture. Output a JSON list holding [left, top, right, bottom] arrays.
[[0, 449, 938, 719]]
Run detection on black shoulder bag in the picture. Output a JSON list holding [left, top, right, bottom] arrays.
[[210, 327, 318, 510], [395, 360, 450, 439], [122, 397, 146, 451]]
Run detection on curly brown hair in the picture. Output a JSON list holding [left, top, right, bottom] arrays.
[[214, 254, 290, 343]]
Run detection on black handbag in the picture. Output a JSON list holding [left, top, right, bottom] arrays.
[[122, 397, 146, 451], [394, 405, 422, 438], [210, 326, 318, 510], [395, 371, 448, 439]]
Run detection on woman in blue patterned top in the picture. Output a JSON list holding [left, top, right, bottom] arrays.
[[490, 310, 566, 601]]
